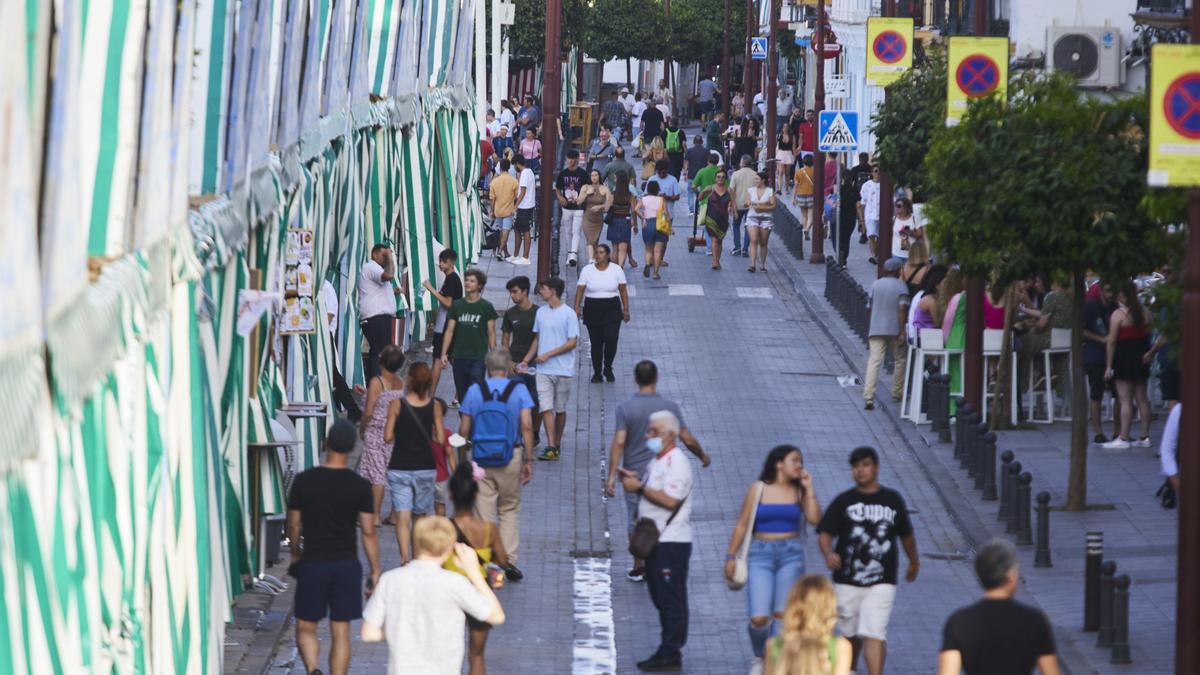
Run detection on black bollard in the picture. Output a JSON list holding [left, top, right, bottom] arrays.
[[971, 422, 989, 481], [1110, 575, 1132, 664], [954, 400, 972, 460], [1005, 461, 1023, 534], [974, 430, 991, 490], [960, 412, 980, 471], [998, 451, 1014, 521], [1084, 532, 1103, 631], [1034, 492, 1052, 567], [936, 375, 953, 443], [1097, 560, 1117, 647], [1017, 472, 1033, 545], [981, 433, 998, 500]]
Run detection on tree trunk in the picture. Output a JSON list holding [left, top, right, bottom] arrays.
[[1067, 269, 1089, 510], [990, 284, 1019, 430], [626, 57, 632, 91]]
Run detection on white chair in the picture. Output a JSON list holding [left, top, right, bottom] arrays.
[[1027, 328, 1073, 423], [902, 329, 963, 424], [982, 329, 1018, 425]]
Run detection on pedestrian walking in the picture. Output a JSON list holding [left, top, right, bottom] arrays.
[[489, 158, 519, 261], [732, 90, 746, 119], [729, 154, 757, 257], [642, 136, 667, 182], [382, 362, 443, 564], [606, 360, 710, 580], [522, 277, 579, 462], [599, 91, 627, 143], [357, 346, 407, 526], [361, 517, 505, 675], [639, 181, 669, 281], [440, 268, 498, 403], [587, 127, 617, 174], [644, 160, 682, 277], [1161, 403, 1181, 493], [698, 167, 732, 270], [1083, 285, 1120, 443], [743, 171, 777, 273], [632, 93, 648, 156], [458, 348, 536, 580], [847, 153, 872, 244], [641, 100, 666, 149], [863, 258, 910, 410], [557, 150, 589, 267], [684, 136, 710, 215], [724, 445, 822, 673], [602, 145, 636, 191], [444, 462, 510, 675], [765, 575, 853, 675], [705, 112, 726, 154], [858, 166, 882, 264], [502, 275, 539, 416], [791, 155, 815, 238], [519, 127, 542, 175], [359, 244, 401, 381], [573, 245, 631, 383], [938, 539, 1059, 675], [511, 156, 535, 264], [663, 121, 687, 179], [690, 153, 719, 255], [608, 172, 639, 268], [890, 197, 924, 261], [618, 410, 695, 672], [422, 249, 463, 403], [1101, 280, 1155, 448], [775, 126, 795, 194], [498, 99, 517, 131], [288, 419, 381, 675], [578, 169, 614, 264], [431, 397, 454, 516], [697, 75, 718, 121], [817, 447, 920, 675]]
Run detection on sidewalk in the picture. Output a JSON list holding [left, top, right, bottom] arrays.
[[771, 196, 1178, 673]]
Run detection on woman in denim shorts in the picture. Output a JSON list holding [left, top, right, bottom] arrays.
[[724, 445, 823, 671], [383, 362, 442, 564]]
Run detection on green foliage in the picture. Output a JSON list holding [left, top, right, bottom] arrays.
[[924, 72, 1169, 286], [778, 30, 805, 62], [584, 0, 667, 63], [507, 0, 591, 66], [870, 47, 946, 201], [668, 0, 743, 66]]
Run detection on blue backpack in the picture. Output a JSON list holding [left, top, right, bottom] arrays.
[[471, 380, 521, 467]]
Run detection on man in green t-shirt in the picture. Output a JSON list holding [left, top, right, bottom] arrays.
[[440, 268, 497, 402], [690, 155, 720, 255]]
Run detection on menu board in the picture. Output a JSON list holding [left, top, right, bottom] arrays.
[[280, 229, 317, 334]]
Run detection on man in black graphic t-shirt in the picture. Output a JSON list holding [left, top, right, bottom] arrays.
[[818, 446, 919, 675]]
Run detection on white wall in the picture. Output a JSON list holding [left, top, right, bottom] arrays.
[[1008, 0, 1147, 92]]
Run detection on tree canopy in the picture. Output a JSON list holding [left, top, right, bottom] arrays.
[[507, 0, 591, 67], [667, 0, 745, 67], [584, 0, 667, 64], [870, 47, 947, 201]]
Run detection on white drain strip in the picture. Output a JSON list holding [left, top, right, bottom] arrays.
[[572, 557, 617, 674]]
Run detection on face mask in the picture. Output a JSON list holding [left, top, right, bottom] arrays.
[[646, 437, 663, 453]]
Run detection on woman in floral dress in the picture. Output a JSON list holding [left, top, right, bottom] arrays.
[[358, 345, 406, 526]]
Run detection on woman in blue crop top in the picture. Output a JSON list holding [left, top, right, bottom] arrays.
[[724, 445, 823, 671]]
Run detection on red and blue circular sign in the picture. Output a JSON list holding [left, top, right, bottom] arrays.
[[1164, 73, 1200, 139], [955, 54, 1001, 98], [873, 31, 907, 64]]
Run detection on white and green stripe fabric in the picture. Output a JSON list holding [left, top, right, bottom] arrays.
[[190, 0, 234, 195], [400, 118, 438, 343], [420, 0, 457, 87], [561, 47, 578, 114], [366, 0, 402, 95]]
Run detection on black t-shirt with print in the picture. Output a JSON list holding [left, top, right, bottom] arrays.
[[942, 599, 1056, 675], [287, 467, 373, 562], [502, 303, 538, 363], [556, 167, 589, 210], [817, 486, 913, 586]]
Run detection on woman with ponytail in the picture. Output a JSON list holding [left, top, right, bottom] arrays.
[[767, 575, 851, 675]]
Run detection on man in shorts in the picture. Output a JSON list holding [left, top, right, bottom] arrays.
[[422, 249, 462, 402], [287, 419, 381, 675], [604, 360, 710, 581], [818, 446, 920, 675], [489, 158, 519, 261], [511, 155, 536, 264], [521, 277, 579, 462]]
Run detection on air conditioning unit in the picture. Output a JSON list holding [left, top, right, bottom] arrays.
[[1046, 26, 1124, 88]]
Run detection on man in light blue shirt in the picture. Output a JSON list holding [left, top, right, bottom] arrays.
[[521, 277, 579, 462], [644, 161, 683, 264]]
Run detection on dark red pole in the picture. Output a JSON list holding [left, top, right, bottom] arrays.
[[745, 0, 757, 105], [722, 0, 731, 118], [808, 0, 826, 263], [875, 0, 896, 278], [536, 0, 562, 282], [1176, 9, 1200, 674], [765, 0, 780, 184], [961, 0, 988, 410]]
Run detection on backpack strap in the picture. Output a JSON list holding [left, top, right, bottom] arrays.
[[496, 379, 520, 403], [480, 384, 495, 402]]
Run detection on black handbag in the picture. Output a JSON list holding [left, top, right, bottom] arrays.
[[1155, 480, 1177, 509], [628, 494, 688, 560]]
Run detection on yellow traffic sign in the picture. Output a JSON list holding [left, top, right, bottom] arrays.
[[1148, 44, 1200, 187], [946, 36, 1009, 126], [866, 17, 913, 87]]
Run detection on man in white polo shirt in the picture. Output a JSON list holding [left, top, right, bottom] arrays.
[[358, 244, 400, 380]]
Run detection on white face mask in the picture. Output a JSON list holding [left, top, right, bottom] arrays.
[[646, 437, 664, 453]]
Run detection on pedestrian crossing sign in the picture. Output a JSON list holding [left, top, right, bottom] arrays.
[[750, 37, 768, 60], [818, 111, 858, 152]]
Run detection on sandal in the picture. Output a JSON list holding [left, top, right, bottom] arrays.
[[748, 266, 756, 273], [712, 264, 721, 270], [653, 273, 661, 280], [629, 258, 638, 268]]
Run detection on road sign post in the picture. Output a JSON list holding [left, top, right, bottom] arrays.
[[946, 36, 1009, 126], [818, 111, 859, 153], [866, 17, 913, 87]]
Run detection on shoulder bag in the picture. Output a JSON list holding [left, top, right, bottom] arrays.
[[727, 481, 765, 591], [629, 493, 689, 560], [655, 201, 673, 235]]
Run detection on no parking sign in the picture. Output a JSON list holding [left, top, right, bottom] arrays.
[[946, 36, 1009, 126], [866, 17, 913, 87], [1148, 44, 1200, 186]]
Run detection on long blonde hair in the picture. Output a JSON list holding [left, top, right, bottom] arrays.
[[772, 575, 838, 675]]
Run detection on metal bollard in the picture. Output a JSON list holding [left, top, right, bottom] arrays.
[[1005, 461, 1023, 534], [936, 375, 953, 443], [968, 421, 989, 480], [960, 411, 979, 470], [1034, 492, 1052, 567], [981, 433, 998, 500], [1097, 560, 1117, 647], [1110, 575, 1132, 664], [1017, 472, 1033, 545], [998, 451, 1015, 521], [954, 401, 973, 460], [1084, 532, 1104, 631]]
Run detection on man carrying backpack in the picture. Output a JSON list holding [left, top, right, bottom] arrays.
[[458, 347, 536, 581], [663, 120, 687, 179]]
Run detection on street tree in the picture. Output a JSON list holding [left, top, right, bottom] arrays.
[[668, 0, 735, 66], [583, 0, 667, 87], [924, 72, 1171, 510], [508, 0, 591, 67], [870, 47, 947, 201]]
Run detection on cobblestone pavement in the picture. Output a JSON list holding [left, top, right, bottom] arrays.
[[231, 132, 1170, 674]]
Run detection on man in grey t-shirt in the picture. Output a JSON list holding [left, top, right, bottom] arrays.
[[605, 360, 710, 581], [863, 258, 910, 410]]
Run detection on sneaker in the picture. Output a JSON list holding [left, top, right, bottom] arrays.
[[706, 249, 712, 256], [591, 374, 604, 383], [496, 251, 507, 261], [868, 256, 878, 265], [450, 399, 460, 409], [1133, 436, 1152, 448], [859, 234, 868, 244], [643, 265, 652, 278], [502, 563, 524, 581], [804, 231, 811, 240], [515, 256, 532, 265], [748, 657, 764, 675], [864, 400, 875, 410], [537, 446, 560, 461], [1101, 437, 1131, 449], [1093, 434, 1110, 444], [604, 368, 615, 383], [626, 567, 645, 582], [568, 257, 578, 267], [637, 653, 682, 672]]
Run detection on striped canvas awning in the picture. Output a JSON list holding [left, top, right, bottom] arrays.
[[366, 0, 403, 95]]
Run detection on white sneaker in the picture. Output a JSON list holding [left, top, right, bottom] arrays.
[[1100, 437, 1131, 449], [1133, 436, 1152, 448], [748, 657, 764, 675], [513, 256, 531, 265]]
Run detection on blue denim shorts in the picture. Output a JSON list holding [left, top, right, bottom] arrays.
[[387, 469, 437, 514], [747, 536, 807, 618], [496, 215, 515, 231]]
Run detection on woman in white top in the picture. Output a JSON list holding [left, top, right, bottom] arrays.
[[891, 197, 925, 260], [572, 245, 631, 382], [638, 181, 669, 280], [743, 172, 777, 273]]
